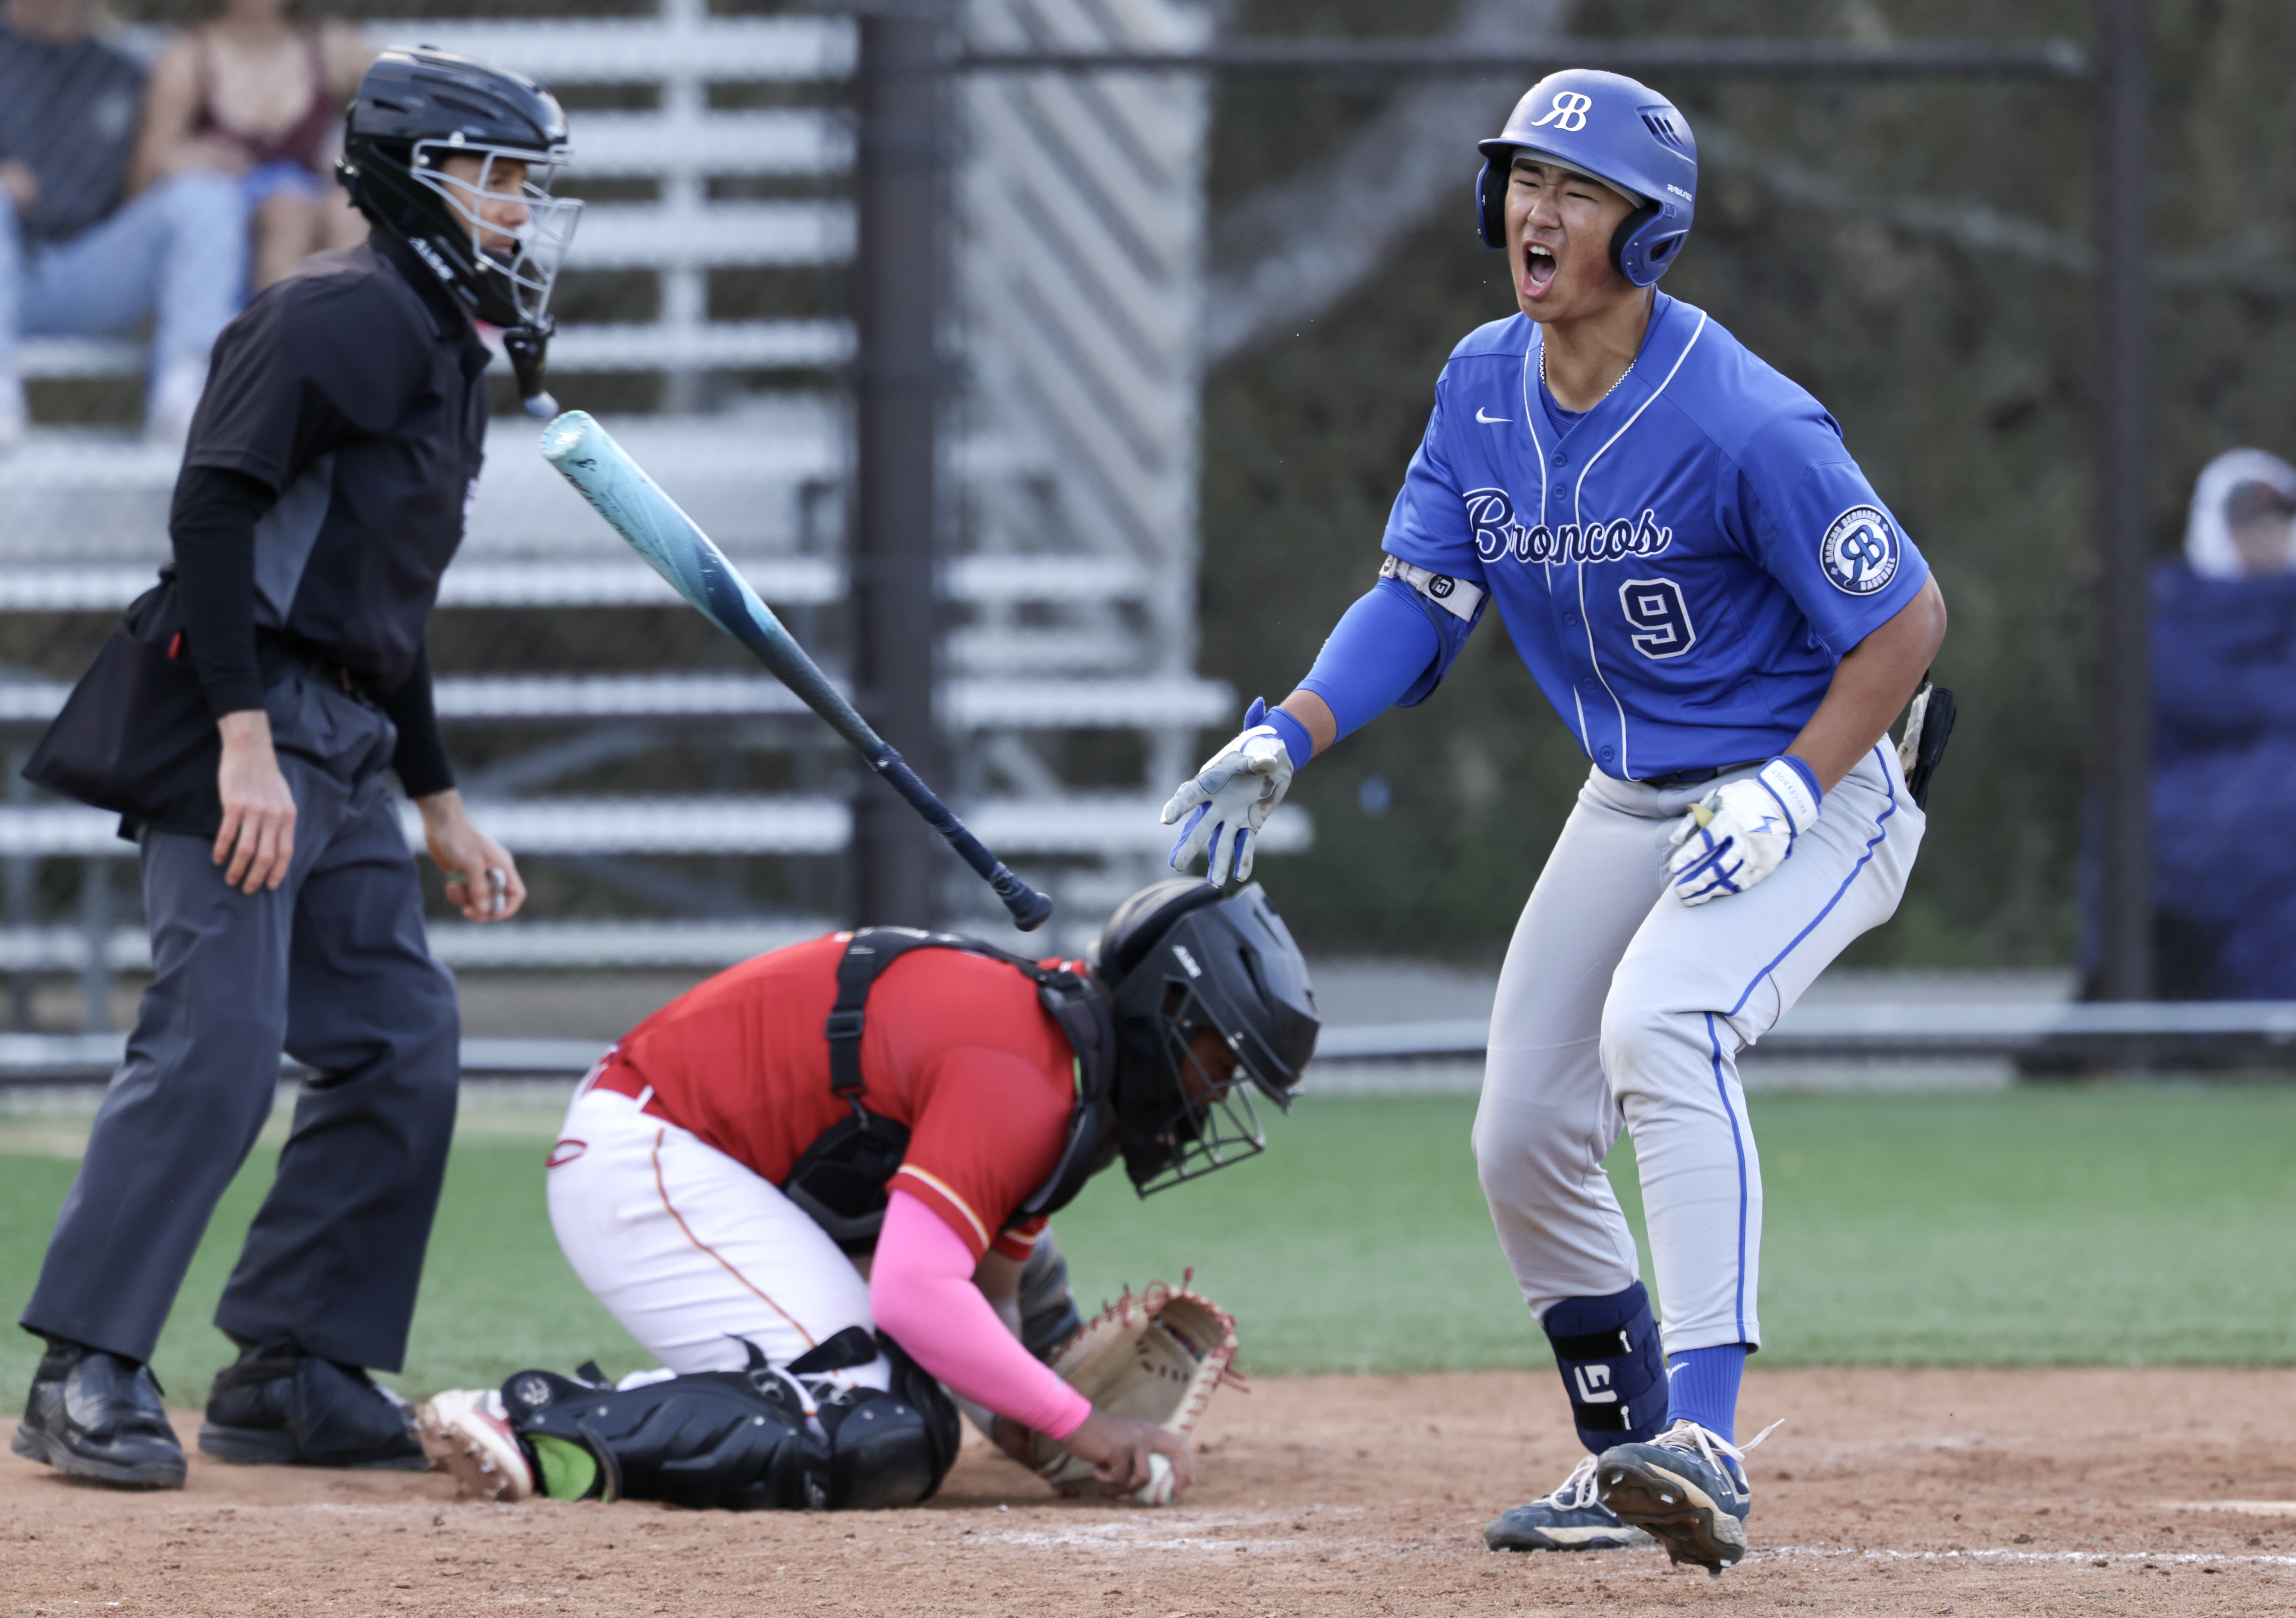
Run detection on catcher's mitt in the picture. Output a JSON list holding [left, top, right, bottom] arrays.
[[1023, 1276, 1240, 1504]]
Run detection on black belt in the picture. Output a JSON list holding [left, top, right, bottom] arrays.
[[256, 635, 371, 701], [1640, 760, 1764, 790]]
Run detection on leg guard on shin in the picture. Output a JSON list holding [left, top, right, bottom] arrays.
[[792, 1332, 960, 1510], [499, 1366, 830, 1511], [1543, 1282, 1668, 1452]]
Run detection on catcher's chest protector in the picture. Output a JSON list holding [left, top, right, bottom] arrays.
[[781, 929, 1118, 1250]]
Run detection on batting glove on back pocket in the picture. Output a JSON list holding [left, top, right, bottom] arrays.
[[1665, 756, 1822, 906], [1160, 697, 1296, 887]]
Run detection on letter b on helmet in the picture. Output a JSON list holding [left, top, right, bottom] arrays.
[[1528, 91, 1593, 133]]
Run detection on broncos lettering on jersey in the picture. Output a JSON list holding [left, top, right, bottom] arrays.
[[1380, 293, 1930, 781]]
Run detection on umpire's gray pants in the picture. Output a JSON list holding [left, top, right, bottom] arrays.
[[20, 670, 460, 1371]]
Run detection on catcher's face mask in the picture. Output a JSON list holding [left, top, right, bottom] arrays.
[[1113, 980, 1276, 1195], [1101, 880, 1318, 1196]]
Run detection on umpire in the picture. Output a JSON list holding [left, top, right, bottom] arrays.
[[10, 48, 580, 1488]]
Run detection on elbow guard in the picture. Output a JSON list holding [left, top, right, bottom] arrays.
[[1377, 556, 1485, 707]]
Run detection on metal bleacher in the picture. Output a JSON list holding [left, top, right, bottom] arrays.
[[0, 0, 1309, 1035]]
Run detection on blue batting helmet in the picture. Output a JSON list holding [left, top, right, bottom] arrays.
[[1475, 69, 1697, 287]]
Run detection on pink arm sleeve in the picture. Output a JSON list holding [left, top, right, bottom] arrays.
[[870, 1190, 1092, 1441]]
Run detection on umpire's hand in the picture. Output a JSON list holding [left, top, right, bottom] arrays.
[[215, 709, 299, 893], [417, 790, 528, 922]]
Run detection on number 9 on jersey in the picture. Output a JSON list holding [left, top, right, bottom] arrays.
[[1618, 577, 1697, 661]]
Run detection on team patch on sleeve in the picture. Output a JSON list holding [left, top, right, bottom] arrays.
[[1818, 505, 1901, 596]]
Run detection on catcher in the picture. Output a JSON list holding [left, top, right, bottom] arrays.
[[419, 879, 1316, 1510]]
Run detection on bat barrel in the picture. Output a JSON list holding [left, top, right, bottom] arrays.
[[542, 410, 1052, 931]]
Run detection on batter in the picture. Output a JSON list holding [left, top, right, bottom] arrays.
[[1162, 69, 1948, 1573]]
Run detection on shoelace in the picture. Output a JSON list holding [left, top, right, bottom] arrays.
[[1650, 1417, 1784, 1494], [1543, 1453, 1605, 1510]]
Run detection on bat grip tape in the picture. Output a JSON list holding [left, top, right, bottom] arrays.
[[871, 750, 1054, 931]]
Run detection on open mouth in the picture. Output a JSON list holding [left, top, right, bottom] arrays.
[[1522, 242, 1558, 298]]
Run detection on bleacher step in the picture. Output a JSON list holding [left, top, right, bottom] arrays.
[[0, 671, 1232, 726], [0, 795, 1309, 859]]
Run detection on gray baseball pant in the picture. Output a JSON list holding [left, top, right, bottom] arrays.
[[19, 670, 460, 1371], [1471, 742, 1923, 1356]]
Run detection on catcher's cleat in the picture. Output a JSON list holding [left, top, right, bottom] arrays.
[[418, 1389, 535, 1502], [12, 1339, 186, 1490], [1485, 1455, 1653, 1552], [1596, 1418, 1770, 1575]]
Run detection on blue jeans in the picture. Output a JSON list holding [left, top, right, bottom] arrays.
[[0, 170, 248, 385]]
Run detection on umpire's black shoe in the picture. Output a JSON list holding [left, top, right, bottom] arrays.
[[11, 1339, 188, 1489], [198, 1342, 426, 1470]]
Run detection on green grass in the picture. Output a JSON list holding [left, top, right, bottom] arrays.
[[0, 1114, 649, 1410], [3, 1086, 2293, 1408], [1056, 1085, 2296, 1373]]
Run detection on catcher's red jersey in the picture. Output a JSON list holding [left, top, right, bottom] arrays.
[[602, 934, 1082, 1260]]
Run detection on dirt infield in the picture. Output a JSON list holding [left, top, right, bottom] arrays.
[[4, 1367, 2293, 1615]]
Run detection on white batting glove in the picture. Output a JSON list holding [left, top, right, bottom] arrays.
[[1160, 697, 1296, 887], [1665, 757, 1822, 906]]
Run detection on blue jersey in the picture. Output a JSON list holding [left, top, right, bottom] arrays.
[[1380, 294, 1929, 781]]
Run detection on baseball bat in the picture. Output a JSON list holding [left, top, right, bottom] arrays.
[[538, 410, 1054, 932]]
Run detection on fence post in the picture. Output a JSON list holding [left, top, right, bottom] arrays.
[[850, 6, 948, 928], [658, 0, 707, 414], [2092, 0, 2152, 1002]]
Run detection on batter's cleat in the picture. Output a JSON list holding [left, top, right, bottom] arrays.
[[418, 1389, 535, 1502], [1485, 1454, 1654, 1552], [199, 1342, 427, 1469], [11, 1339, 187, 1489], [1597, 1418, 1768, 1575]]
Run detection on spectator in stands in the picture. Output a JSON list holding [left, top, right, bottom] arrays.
[[133, 0, 374, 293], [2147, 448, 2296, 998], [0, 0, 247, 444]]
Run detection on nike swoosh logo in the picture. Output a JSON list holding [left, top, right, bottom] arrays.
[[1475, 407, 1511, 424], [1666, 1361, 1687, 1378]]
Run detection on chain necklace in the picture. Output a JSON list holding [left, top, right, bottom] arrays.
[[1540, 341, 1632, 409]]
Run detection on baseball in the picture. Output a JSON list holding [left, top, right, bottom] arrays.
[[1133, 1452, 1175, 1508]]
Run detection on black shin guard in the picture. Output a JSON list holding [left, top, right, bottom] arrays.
[[498, 1328, 961, 1513], [778, 1325, 958, 1510], [805, 1333, 961, 1509], [1542, 1282, 1668, 1451], [500, 1367, 829, 1511]]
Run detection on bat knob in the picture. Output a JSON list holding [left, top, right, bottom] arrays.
[[522, 389, 560, 421], [1000, 877, 1055, 932]]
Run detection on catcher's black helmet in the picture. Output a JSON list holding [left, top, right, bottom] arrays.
[[1096, 879, 1319, 1195], [338, 46, 580, 332]]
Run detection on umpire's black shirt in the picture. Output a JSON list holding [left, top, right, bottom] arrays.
[[182, 230, 492, 705], [23, 231, 488, 833]]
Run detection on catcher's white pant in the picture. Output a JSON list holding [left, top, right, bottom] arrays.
[[1472, 741, 1923, 1355], [546, 1086, 892, 1393]]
